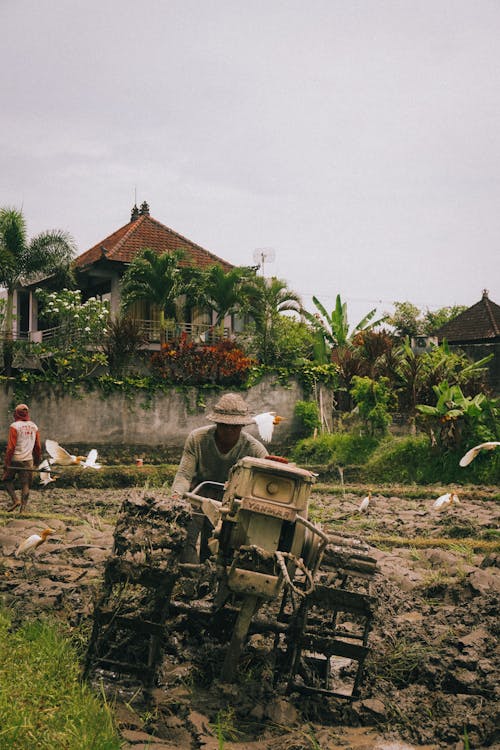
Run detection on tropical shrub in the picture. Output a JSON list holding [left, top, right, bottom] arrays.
[[416, 381, 497, 449], [101, 315, 147, 377], [294, 400, 321, 438], [241, 315, 317, 369], [150, 335, 254, 385], [350, 375, 394, 435]]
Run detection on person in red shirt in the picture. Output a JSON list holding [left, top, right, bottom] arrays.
[[3, 403, 42, 512]]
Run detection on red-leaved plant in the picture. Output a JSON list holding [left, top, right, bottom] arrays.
[[150, 335, 255, 385]]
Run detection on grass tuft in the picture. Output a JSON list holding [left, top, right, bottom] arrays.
[[0, 609, 121, 749]]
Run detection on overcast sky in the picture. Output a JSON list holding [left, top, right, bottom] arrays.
[[1, 0, 499, 324]]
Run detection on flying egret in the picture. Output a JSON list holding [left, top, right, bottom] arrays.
[[37, 459, 57, 486], [459, 442, 500, 467], [253, 412, 285, 443], [433, 492, 460, 510], [15, 528, 54, 557], [359, 492, 372, 512], [80, 448, 101, 470], [45, 439, 86, 466]]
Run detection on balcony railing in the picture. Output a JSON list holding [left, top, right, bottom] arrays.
[[27, 320, 231, 346], [135, 320, 230, 343]]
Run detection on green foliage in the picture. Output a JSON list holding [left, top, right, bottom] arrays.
[[362, 434, 500, 484], [242, 315, 317, 369], [416, 381, 495, 448], [30, 289, 109, 387], [303, 293, 386, 350], [387, 300, 468, 337], [362, 435, 436, 482], [100, 314, 148, 377], [0, 208, 76, 295], [294, 400, 321, 438], [0, 610, 120, 749], [350, 375, 394, 435], [150, 335, 254, 385], [201, 264, 255, 326], [241, 276, 302, 364], [296, 361, 339, 393], [210, 706, 241, 748], [292, 432, 378, 465], [36, 288, 109, 334], [120, 248, 187, 344], [393, 337, 491, 418], [423, 305, 468, 334], [386, 301, 422, 338], [0, 207, 76, 374]]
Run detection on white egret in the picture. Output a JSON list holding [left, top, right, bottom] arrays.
[[45, 439, 86, 466], [459, 442, 500, 467], [433, 492, 460, 510], [253, 412, 285, 443], [15, 528, 54, 557]]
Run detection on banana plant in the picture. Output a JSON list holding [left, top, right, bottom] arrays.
[[303, 294, 386, 350], [416, 380, 487, 447]]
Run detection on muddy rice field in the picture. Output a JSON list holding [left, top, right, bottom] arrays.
[[0, 479, 498, 750]]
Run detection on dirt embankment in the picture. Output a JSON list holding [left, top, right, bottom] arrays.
[[0, 485, 498, 750]]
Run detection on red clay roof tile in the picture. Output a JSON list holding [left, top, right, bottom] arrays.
[[75, 215, 234, 271]]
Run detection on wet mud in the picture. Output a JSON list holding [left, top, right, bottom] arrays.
[[0, 485, 498, 749]]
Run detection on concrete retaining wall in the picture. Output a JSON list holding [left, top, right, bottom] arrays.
[[0, 377, 316, 449]]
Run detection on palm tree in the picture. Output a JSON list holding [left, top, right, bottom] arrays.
[[244, 276, 301, 364], [202, 265, 252, 327], [120, 248, 188, 345], [0, 207, 76, 373]]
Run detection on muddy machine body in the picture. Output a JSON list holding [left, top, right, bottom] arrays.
[[86, 456, 377, 698]]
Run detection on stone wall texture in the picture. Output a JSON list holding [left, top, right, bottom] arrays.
[[0, 377, 318, 449]]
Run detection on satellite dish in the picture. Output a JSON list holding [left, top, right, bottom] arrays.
[[253, 247, 276, 276]]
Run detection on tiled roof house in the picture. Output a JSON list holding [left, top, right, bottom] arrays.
[[22, 203, 238, 346], [435, 290, 500, 393], [74, 202, 234, 321]]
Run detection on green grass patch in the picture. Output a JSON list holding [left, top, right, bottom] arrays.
[[0, 610, 121, 749], [291, 431, 499, 485], [362, 435, 500, 485], [292, 432, 378, 465]]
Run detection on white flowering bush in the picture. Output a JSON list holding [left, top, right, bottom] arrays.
[[30, 288, 110, 383], [35, 288, 109, 346]]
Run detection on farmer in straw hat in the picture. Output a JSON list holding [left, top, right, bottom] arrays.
[[3, 403, 42, 512], [171, 392, 267, 562]]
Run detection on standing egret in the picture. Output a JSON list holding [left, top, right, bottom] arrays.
[[433, 492, 460, 510], [359, 492, 372, 512], [15, 528, 54, 557]]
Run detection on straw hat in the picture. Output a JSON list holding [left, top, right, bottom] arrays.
[[206, 393, 254, 425]]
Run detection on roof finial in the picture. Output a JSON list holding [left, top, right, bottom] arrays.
[[130, 204, 139, 222], [139, 201, 150, 216], [482, 289, 489, 298]]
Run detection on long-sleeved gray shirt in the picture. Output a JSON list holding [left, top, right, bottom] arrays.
[[171, 424, 268, 496]]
